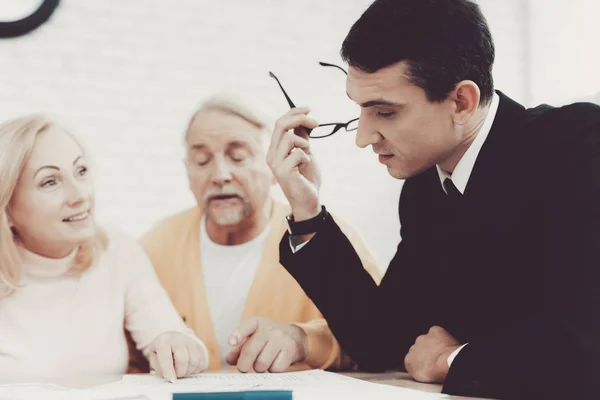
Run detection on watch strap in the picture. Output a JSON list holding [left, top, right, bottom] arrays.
[[286, 205, 328, 236]]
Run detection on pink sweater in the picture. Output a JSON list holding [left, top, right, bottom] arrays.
[[0, 227, 204, 382]]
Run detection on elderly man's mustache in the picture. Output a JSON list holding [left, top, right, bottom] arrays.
[[205, 191, 243, 201]]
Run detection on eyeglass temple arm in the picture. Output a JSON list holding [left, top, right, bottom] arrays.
[[268, 72, 296, 109], [318, 61, 348, 75]]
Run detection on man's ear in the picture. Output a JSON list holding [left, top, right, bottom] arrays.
[[448, 80, 481, 126]]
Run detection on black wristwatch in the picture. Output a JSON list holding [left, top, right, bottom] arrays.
[[286, 205, 329, 236]]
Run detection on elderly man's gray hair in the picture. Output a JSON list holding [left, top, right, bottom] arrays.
[[184, 94, 274, 145]]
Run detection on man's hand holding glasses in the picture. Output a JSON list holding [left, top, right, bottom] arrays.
[[266, 62, 357, 237], [267, 107, 322, 229]]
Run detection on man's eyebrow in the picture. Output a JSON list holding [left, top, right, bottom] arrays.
[[227, 140, 252, 149], [189, 143, 207, 150], [346, 92, 402, 108], [361, 99, 403, 108]]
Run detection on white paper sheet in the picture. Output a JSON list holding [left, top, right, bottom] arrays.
[[97, 370, 445, 400], [0, 383, 83, 400], [0, 371, 446, 400]]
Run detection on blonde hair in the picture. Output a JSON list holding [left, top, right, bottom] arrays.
[[185, 93, 274, 149], [0, 114, 107, 299]]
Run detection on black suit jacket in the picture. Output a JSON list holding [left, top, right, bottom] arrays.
[[279, 92, 600, 399]]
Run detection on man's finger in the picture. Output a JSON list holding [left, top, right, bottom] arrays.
[[226, 341, 244, 366], [280, 147, 310, 174], [270, 344, 296, 373], [268, 108, 310, 159], [229, 317, 261, 347], [156, 340, 177, 383], [415, 334, 427, 344], [404, 352, 414, 375], [271, 114, 318, 152], [293, 126, 311, 141], [275, 114, 319, 139], [283, 106, 310, 117], [273, 131, 311, 167], [236, 332, 269, 373], [428, 326, 444, 336], [172, 342, 190, 378], [253, 334, 284, 373]]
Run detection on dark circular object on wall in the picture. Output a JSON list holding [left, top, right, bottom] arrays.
[[0, 0, 60, 38]]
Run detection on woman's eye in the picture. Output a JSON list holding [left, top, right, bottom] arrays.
[[41, 179, 56, 188], [78, 166, 88, 176]]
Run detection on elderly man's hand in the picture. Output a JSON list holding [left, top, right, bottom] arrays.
[[227, 317, 308, 373], [404, 326, 461, 383], [146, 331, 208, 382]]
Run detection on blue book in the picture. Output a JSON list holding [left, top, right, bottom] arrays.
[[172, 390, 293, 400]]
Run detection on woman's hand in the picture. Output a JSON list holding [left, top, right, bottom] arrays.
[[146, 331, 209, 382]]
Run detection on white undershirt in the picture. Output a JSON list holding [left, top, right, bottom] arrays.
[[200, 217, 270, 368]]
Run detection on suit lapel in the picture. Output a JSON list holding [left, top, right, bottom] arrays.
[[457, 91, 535, 239], [464, 92, 528, 198]]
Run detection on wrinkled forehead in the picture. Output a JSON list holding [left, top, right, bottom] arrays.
[[186, 109, 268, 151]]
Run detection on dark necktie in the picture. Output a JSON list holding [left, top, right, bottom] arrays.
[[444, 178, 462, 201]]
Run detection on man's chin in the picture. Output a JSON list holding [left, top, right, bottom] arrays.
[[208, 211, 245, 226], [386, 162, 430, 180], [386, 165, 410, 180]]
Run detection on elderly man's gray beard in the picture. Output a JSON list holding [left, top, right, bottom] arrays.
[[206, 200, 254, 226]]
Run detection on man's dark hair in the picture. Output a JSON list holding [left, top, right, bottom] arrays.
[[341, 0, 495, 105]]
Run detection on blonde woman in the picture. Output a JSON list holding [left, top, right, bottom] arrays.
[[0, 115, 208, 383]]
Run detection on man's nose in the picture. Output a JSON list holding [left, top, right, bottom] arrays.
[[354, 115, 382, 148], [211, 157, 233, 184]]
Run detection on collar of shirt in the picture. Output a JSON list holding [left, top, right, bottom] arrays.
[[436, 92, 500, 194], [18, 244, 76, 279], [199, 216, 271, 270]]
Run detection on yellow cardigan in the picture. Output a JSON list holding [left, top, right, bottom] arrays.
[[140, 201, 380, 371]]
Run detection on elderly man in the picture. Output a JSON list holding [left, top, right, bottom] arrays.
[[140, 95, 379, 373]]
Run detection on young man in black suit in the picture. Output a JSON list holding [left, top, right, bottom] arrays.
[[261, 0, 600, 398]]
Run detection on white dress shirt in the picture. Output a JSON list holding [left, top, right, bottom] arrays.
[[437, 92, 500, 366], [436, 92, 500, 194]]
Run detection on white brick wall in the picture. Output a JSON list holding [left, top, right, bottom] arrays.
[[0, 0, 402, 267], [2, 0, 590, 271], [479, 0, 530, 104], [528, 0, 600, 105]]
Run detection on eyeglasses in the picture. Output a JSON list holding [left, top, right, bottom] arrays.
[[269, 62, 359, 139]]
